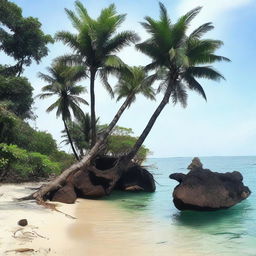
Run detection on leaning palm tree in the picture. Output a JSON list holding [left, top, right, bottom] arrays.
[[125, 3, 230, 161], [56, 1, 139, 147], [37, 61, 88, 160], [24, 66, 156, 201], [22, 5, 230, 202]]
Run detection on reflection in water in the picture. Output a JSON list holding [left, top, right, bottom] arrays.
[[173, 201, 250, 228], [106, 191, 155, 212]]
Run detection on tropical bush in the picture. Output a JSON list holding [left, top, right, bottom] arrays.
[[0, 75, 34, 119], [107, 135, 150, 164], [0, 143, 61, 181]]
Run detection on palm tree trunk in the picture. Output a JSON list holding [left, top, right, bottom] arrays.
[[126, 83, 173, 161], [100, 93, 134, 142], [63, 119, 79, 161], [90, 68, 97, 148], [20, 93, 134, 201]]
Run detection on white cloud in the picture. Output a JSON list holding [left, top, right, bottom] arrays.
[[177, 0, 253, 33]]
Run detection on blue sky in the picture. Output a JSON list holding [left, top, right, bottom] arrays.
[[3, 0, 256, 157]]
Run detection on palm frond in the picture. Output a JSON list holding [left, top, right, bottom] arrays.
[[70, 95, 89, 105], [65, 9, 82, 30], [99, 69, 114, 98], [182, 6, 202, 25], [189, 22, 214, 39], [38, 72, 55, 83], [104, 31, 139, 54], [55, 54, 84, 67], [55, 31, 80, 52], [183, 74, 207, 100], [186, 66, 225, 81], [171, 82, 188, 107], [46, 99, 61, 113], [35, 92, 55, 99], [159, 2, 171, 25]]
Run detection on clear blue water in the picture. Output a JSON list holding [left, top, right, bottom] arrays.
[[107, 156, 256, 255]]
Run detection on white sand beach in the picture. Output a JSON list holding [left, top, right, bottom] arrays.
[[0, 183, 201, 256]]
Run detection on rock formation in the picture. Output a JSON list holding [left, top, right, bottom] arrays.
[[50, 156, 155, 204], [169, 157, 251, 211]]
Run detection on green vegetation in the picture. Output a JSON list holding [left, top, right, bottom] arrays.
[[0, 0, 53, 76], [0, 1, 230, 184], [0, 75, 34, 119], [38, 61, 88, 160], [126, 4, 229, 160], [105, 126, 150, 164], [56, 1, 138, 147], [0, 96, 74, 182], [0, 143, 61, 181]]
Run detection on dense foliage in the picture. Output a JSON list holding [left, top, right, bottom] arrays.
[[0, 1, 230, 183], [0, 143, 61, 181], [62, 120, 150, 163], [106, 135, 150, 164], [0, 107, 75, 181], [0, 0, 53, 76], [0, 75, 34, 118]]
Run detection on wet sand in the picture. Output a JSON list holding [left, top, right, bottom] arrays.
[[0, 183, 199, 256]]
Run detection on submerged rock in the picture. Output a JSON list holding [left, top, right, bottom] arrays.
[[169, 158, 251, 211], [115, 165, 156, 192]]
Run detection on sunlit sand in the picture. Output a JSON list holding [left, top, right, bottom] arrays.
[[0, 183, 204, 256]]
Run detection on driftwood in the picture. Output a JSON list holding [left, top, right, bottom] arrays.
[[5, 248, 35, 253]]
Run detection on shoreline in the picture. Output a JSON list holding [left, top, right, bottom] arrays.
[[0, 183, 202, 256]]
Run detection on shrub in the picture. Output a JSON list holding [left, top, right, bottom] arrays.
[[0, 143, 61, 181]]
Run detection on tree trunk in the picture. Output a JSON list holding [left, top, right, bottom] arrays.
[[20, 93, 134, 201], [126, 82, 173, 161], [17, 58, 24, 77], [63, 119, 79, 161], [90, 68, 97, 148]]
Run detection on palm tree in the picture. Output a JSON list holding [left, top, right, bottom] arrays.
[[64, 66, 155, 156], [55, 1, 139, 148], [125, 3, 230, 161], [24, 5, 230, 202], [24, 66, 156, 201], [37, 61, 88, 160], [93, 66, 156, 147], [61, 113, 98, 157]]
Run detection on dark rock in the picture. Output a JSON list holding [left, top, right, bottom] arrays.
[[73, 170, 106, 198], [49, 156, 156, 203], [51, 183, 77, 204], [170, 163, 251, 211], [115, 165, 156, 192], [18, 219, 28, 226]]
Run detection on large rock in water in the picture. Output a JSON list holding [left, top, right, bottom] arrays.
[[169, 158, 251, 211], [115, 165, 156, 192]]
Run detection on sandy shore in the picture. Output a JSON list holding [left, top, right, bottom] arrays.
[[0, 183, 199, 256]]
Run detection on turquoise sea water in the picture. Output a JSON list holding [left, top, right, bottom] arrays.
[[106, 156, 256, 255]]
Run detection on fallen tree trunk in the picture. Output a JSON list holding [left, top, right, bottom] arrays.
[[19, 142, 105, 201], [19, 94, 135, 202]]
